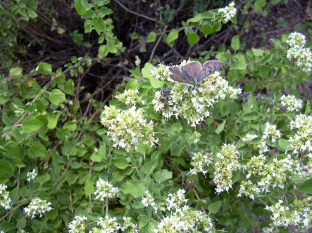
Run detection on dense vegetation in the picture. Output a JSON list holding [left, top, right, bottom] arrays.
[[0, 0, 312, 232]]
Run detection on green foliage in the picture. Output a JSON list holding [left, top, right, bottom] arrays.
[[0, 1, 312, 233]]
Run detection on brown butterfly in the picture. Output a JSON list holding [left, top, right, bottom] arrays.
[[169, 60, 224, 84]]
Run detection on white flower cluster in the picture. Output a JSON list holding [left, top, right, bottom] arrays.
[[262, 122, 282, 143], [90, 216, 121, 233], [218, 2, 237, 22], [68, 215, 87, 233], [286, 32, 312, 73], [189, 151, 212, 175], [153, 189, 214, 233], [289, 114, 312, 153], [214, 144, 240, 194], [115, 89, 142, 106], [240, 154, 305, 199], [93, 178, 119, 201], [23, 197, 52, 219], [238, 180, 260, 200], [280, 94, 303, 112], [150, 64, 170, 81], [265, 199, 312, 230], [242, 133, 258, 143], [141, 191, 158, 212], [0, 184, 11, 210], [100, 106, 158, 152], [27, 169, 37, 182], [152, 62, 241, 127], [121, 217, 139, 233]]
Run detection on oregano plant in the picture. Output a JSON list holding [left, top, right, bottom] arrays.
[[0, 1, 312, 233]]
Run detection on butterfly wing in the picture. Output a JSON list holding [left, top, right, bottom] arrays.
[[180, 61, 202, 84], [197, 60, 224, 82], [169, 66, 191, 84]]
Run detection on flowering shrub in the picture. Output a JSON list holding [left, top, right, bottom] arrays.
[[1, 1, 312, 233]]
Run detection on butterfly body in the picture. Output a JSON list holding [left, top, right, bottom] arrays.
[[169, 60, 224, 84]]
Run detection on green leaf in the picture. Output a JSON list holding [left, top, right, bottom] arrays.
[[278, 139, 293, 151], [154, 169, 172, 183], [112, 158, 130, 169], [46, 209, 57, 220], [241, 112, 258, 121], [171, 144, 183, 156], [16, 217, 26, 229], [208, 200, 222, 214], [64, 121, 77, 131], [47, 113, 60, 129], [231, 35, 240, 51], [142, 63, 164, 88], [126, 79, 139, 90], [98, 45, 108, 58], [0, 93, 10, 105], [187, 32, 199, 45], [49, 89, 66, 105], [90, 151, 101, 162], [27, 8, 38, 18], [107, 40, 117, 54], [259, 65, 270, 79], [229, 61, 247, 70], [252, 48, 264, 56], [254, 0, 266, 11], [243, 95, 259, 113], [84, 179, 94, 196], [140, 158, 158, 175], [57, 27, 65, 34], [131, 32, 138, 40], [212, 21, 221, 32], [37, 62, 52, 75], [22, 116, 43, 133], [63, 80, 75, 95], [215, 120, 226, 134], [0, 160, 14, 177], [120, 180, 147, 198], [200, 23, 213, 35], [9, 67, 23, 77], [84, 19, 93, 33], [188, 13, 202, 23], [290, 175, 306, 185], [74, 0, 87, 15], [299, 179, 312, 194], [28, 141, 49, 158], [3, 113, 12, 126], [262, 54, 273, 63], [0, 220, 15, 232], [81, 9, 95, 19], [146, 32, 156, 43], [62, 144, 78, 156], [98, 144, 107, 160], [99, 6, 113, 16], [92, 16, 105, 35], [166, 29, 178, 46]]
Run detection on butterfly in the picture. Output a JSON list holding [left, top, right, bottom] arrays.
[[169, 60, 224, 84]]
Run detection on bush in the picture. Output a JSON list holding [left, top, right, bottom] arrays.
[[1, 0, 312, 232]]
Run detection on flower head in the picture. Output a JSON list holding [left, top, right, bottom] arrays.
[[115, 89, 142, 106], [101, 106, 158, 152], [27, 169, 37, 182], [151, 62, 241, 127], [93, 179, 119, 201], [23, 197, 52, 219], [68, 216, 87, 233], [90, 216, 121, 233], [0, 184, 11, 210], [218, 2, 237, 22]]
